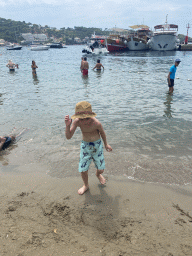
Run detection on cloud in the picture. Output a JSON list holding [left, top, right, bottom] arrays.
[[0, 0, 191, 34]]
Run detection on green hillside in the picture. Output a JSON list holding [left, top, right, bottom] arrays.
[[0, 17, 110, 44], [0, 17, 191, 44]]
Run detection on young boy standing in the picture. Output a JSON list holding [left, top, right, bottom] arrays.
[[65, 101, 112, 195], [167, 58, 181, 93]]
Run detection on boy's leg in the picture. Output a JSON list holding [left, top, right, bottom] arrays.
[[96, 169, 106, 185], [78, 170, 89, 195]]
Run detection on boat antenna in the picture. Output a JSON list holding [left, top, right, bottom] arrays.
[[165, 14, 168, 24]]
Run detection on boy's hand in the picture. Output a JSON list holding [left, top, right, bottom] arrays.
[[65, 115, 72, 127], [105, 144, 112, 152]]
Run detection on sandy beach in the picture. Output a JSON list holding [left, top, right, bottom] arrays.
[[0, 161, 192, 256]]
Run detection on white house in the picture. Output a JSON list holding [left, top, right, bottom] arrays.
[[21, 33, 48, 43]]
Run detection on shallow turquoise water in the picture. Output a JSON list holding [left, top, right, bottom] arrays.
[[0, 46, 192, 185]]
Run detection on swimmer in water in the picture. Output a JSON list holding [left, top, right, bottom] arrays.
[[6, 60, 19, 71], [81, 57, 89, 76], [93, 59, 104, 71], [31, 60, 38, 76]]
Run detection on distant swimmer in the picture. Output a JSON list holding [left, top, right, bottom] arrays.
[[93, 59, 104, 71], [81, 57, 89, 76], [6, 60, 19, 71], [31, 60, 38, 76], [167, 59, 181, 94]]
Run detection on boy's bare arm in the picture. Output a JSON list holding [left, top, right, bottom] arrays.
[[65, 115, 78, 140], [97, 123, 112, 152]]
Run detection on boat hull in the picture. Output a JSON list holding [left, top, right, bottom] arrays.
[[107, 38, 128, 52], [107, 44, 128, 52], [148, 34, 178, 51], [82, 46, 109, 55], [127, 37, 149, 51], [31, 46, 49, 51], [7, 46, 22, 50], [49, 44, 63, 48]]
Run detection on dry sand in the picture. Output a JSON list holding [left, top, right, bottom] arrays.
[[0, 163, 192, 256]]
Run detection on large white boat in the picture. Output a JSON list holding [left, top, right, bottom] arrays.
[[30, 45, 49, 51], [148, 16, 180, 51], [82, 33, 109, 55], [127, 25, 151, 51]]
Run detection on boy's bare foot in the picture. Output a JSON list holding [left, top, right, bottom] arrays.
[[78, 185, 89, 195], [97, 174, 106, 185]]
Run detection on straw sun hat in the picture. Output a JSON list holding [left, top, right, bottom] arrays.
[[71, 101, 97, 119]]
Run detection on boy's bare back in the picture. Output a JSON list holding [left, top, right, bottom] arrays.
[[82, 61, 89, 70]]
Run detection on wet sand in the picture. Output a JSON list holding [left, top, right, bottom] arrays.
[[0, 162, 192, 256]]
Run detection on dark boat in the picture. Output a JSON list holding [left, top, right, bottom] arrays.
[[7, 45, 22, 50], [48, 43, 66, 48]]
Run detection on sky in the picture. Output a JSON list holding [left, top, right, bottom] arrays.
[[0, 0, 192, 36]]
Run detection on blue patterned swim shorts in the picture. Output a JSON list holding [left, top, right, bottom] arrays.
[[79, 139, 105, 172]]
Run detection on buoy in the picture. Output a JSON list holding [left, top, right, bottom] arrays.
[[116, 39, 120, 44]]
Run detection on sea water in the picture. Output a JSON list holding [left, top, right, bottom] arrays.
[[0, 45, 192, 185]]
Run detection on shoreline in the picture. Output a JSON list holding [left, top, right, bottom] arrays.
[[0, 163, 192, 256]]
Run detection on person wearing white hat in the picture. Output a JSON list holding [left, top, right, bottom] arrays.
[[167, 59, 181, 93], [65, 101, 112, 195]]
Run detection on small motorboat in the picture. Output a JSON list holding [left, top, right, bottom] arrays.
[[47, 42, 66, 48], [82, 33, 109, 55], [7, 44, 22, 50], [30, 45, 49, 51]]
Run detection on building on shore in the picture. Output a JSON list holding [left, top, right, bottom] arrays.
[[21, 33, 48, 44], [0, 39, 5, 46]]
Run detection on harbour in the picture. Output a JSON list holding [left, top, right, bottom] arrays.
[[178, 44, 192, 51]]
